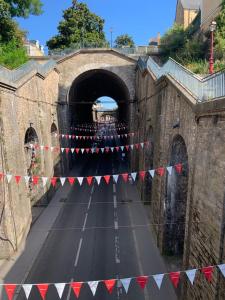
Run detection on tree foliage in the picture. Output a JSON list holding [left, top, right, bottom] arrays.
[[114, 34, 135, 48], [47, 1, 107, 50], [3, 0, 43, 18]]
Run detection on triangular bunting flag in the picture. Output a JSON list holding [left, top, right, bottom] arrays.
[[120, 278, 132, 294], [125, 145, 130, 151], [140, 143, 144, 148], [186, 269, 197, 285], [77, 177, 84, 186], [75, 148, 80, 154], [32, 176, 39, 185], [113, 175, 119, 183], [81, 149, 85, 154], [136, 276, 148, 289], [87, 176, 93, 186], [61, 148, 65, 153], [65, 148, 70, 154], [71, 282, 83, 298], [121, 146, 124, 152], [23, 284, 33, 299], [4, 284, 17, 300], [101, 148, 104, 153], [135, 144, 139, 150], [71, 148, 75, 154], [131, 172, 137, 181], [111, 147, 114, 152], [51, 147, 54, 152], [95, 176, 102, 185], [51, 177, 57, 187], [104, 175, 111, 185], [169, 272, 180, 288], [6, 174, 12, 183], [115, 147, 120, 152], [24, 176, 30, 186], [139, 171, 146, 181], [104, 279, 116, 294], [68, 177, 75, 186], [37, 284, 49, 300], [156, 167, 165, 177], [130, 145, 134, 150], [153, 274, 164, 289], [121, 173, 129, 183], [15, 175, 21, 184], [167, 166, 173, 175], [60, 177, 66, 186], [202, 266, 214, 282], [175, 163, 182, 174], [42, 177, 48, 187], [218, 264, 225, 278], [149, 170, 155, 178]]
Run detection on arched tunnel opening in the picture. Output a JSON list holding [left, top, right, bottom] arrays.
[[68, 69, 130, 125]]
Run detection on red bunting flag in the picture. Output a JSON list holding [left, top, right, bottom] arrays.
[[169, 272, 180, 288], [4, 284, 17, 300], [125, 145, 130, 151], [122, 173, 129, 182], [33, 176, 39, 185], [44, 146, 49, 151], [156, 167, 165, 177], [104, 175, 111, 184], [54, 147, 60, 153], [85, 148, 90, 154], [51, 177, 57, 187], [175, 163, 182, 174], [202, 266, 214, 282], [105, 147, 110, 153], [68, 177, 75, 186], [71, 282, 83, 298], [95, 148, 100, 154], [37, 284, 49, 300], [75, 148, 80, 154], [104, 279, 116, 294], [135, 144, 139, 150], [87, 176, 93, 186], [139, 171, 146, 181], [65, 135, 69, 139], [115, 147, 120, 152], [15, 175, 21, 184], [136, 276, 148, 289], [0, 173, 3, 181], [65, 148, 70, 154]]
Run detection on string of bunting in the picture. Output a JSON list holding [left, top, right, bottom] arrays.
[[72, 123, 127, 129], [1, 264, 225, 300], [71, 127, 127, 132], [0, 163, 183, 187], [56, 132, 135, 140], [29, 141, 150, 154]]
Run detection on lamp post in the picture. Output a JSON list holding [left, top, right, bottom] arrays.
[[110, 28, 113, 48], [209, 21, 217, 75]]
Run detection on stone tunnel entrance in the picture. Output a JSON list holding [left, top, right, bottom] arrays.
[[163, 135, 188, 257], [68, 69, 130, 125]]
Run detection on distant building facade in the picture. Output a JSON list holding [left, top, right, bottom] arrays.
[[200, 0, 222, 31], [24, 40, 45, 57], [175, 0, 201, 29]]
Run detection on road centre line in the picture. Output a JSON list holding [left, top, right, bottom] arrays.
[[113, 184, 116, 193], [113, 195, 117, 209], [82, 213, 88, 232], [66, 278, 74, 300], [74, 238, 83, 267]]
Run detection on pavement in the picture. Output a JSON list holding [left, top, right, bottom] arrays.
[[0, 125, 177, 300]]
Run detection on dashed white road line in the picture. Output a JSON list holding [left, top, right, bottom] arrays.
[[113, 184, 116, 193], [113, 195, 117, 209], [66, 278, 74, 300], [114, 220, 119, 230], [74, 238, 83, 267], [82, 213, 88, 232]]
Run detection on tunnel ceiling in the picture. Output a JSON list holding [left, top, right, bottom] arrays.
[[69, 69, 130, 123]]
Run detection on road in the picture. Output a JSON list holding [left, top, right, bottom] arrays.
[[1, 125, 177, 300]]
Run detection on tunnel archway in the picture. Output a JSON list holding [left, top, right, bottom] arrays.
[[68, 69, 130, 125], [163, 135, 189, 257]]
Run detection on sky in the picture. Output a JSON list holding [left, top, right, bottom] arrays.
[[95, 97, 118, 111], [17, 0, 177, 50]]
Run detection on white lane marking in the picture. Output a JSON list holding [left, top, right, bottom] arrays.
[[114, 220, 119, 230], [115, 236, 120, 264], [87, 195, 92, 210], [113, 195, 117, 209], [91, 184, 95, 194], [66, 278, 74, 300], [113, 184, 116, 193], [74, 238, 83, 267], [82, 213, 88, 232]]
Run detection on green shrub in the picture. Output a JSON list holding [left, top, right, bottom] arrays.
[[0, 40, 28, 69]]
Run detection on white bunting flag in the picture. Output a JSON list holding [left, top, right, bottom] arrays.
[[81, 149, 84, 154], [167, 166, 173, 175], [153, 274, 164, 289], [23, 284, 33, 299], [24, 176, 30, 186], [29, 143, 34, 149], [218, 264, 225, 277], [113, 174, 119, 183], [69, 135, 71, 139], [42, 177, 48, 187], [62, 134, 65, 138], [61, 148, 65, 153], [55, 283, 66, 299], [120, 278, 132, 293], [95, 176, 102, 185], [149, 170, 155, 178], [77, 177, 84, 186], [131, 172, 137, 181], [6, 174, 12, 183], [76, 136, 78, 140], [88, 281, 99, 296], [91, 148, 95, 154], [51, 147, 54, 152], [54, 133, 57, 138], [121, 146, 124, 151], [130, 145, 134, 150], [111, 147, 114, 152], [71, 148, 75, 154], [140, 143, 144, 148], [40, 145, 44, 151], [125, 134, 128, 138], [101, 148, 104, 153], [60, 177, 66, 186], [186, 269, 197, 285]]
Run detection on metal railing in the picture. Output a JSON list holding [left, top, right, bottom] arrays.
[[141, 56, 225, 102]]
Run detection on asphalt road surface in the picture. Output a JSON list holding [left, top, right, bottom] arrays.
[[2, 124, 177, 300]]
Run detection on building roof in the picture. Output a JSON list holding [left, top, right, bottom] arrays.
[[180, 0, 201, 10]]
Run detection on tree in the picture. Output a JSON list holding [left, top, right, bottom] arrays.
[[46, 1, 108, 50], [3, 0, 43, 18], [114, 34, 135, 48]]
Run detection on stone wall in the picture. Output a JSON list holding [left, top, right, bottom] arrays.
[[133, 65, 225, 299], [0, 66, 60, 259]]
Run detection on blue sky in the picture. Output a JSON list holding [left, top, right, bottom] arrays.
[[17, 0, 177, 49]]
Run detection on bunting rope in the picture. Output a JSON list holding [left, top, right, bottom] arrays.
[[28, 141, 150, 154], [0, 163, 183, 187], [56, 132, 135, 140], [1, 264, 224, 299], [71, 127, 127, 132]]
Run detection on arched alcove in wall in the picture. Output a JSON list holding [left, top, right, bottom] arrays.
[[163, 135, 189, 256]]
